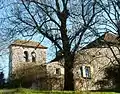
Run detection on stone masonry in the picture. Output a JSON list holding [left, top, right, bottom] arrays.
[[9, 33, 120, 90]]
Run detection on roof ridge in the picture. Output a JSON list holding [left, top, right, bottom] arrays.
[[11, 39, 47, 49]]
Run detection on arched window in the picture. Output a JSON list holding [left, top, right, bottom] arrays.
[[31, 52, 36, 62], [24, 51, 29, 62]]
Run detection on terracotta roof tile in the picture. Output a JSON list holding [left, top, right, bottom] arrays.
[[82, 32, 120, 49], [104, 33, 119, 43], [11, 40, 47, 49]]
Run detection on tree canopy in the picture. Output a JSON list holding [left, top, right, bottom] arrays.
[[0, 0, 111, 90]]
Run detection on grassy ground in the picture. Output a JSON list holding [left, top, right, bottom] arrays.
[[0, 88, 119, 94]]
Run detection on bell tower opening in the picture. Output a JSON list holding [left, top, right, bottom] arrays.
[[24, 51, 29, 62], [31, 51, 36, 62]]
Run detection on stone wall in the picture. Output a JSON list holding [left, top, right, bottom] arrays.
[[46, 61, 64, 77], [45, 61, 64, 90], [9, 45, 46, 76], [46, 46, 120, 90], [74, 46, 120, 90], [9, 41, 120, 90]]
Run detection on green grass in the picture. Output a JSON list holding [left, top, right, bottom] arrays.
[[0, 88, 119, 94]]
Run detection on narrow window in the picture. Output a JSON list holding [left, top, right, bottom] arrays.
[[56, 68, 61, 75], [31, 52, 36, 62], [85, 66, 91, 78], [81, 66, 91, 79], [24, 51, 29, 62], [80, 66, 83, 76]]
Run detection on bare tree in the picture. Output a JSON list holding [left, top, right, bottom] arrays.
[[0, 0, 102, 90], [97, 0, 120, 64], [88, 1, 120, 89], [97, 0, 120, 35]]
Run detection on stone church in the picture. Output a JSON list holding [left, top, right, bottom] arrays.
[[9, 33, 120, 90], [9, 40, 64, 90]]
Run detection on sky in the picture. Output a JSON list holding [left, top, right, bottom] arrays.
[[0, 0, 56, 79], [4, 32, 57, 79], [0, 0, 117, 80], [0, 33, 55, 79], [0, 0, 99, 79]]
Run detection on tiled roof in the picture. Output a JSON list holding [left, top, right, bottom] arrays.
[[82, 32, 120, 49], [104, 32, 119, 43], [11, 40, 47, 49], [51, 32, 119, 62]]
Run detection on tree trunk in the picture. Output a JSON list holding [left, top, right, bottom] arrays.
[[64, 53, 74, 90], [58, 9, 75, 90]]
